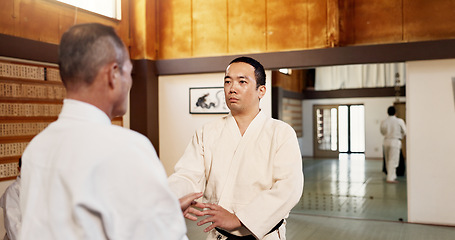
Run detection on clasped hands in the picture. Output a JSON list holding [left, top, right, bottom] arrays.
[[179, 192, 241, 233]]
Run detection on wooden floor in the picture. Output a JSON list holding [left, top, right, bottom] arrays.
[[186, 155, 455, 239]]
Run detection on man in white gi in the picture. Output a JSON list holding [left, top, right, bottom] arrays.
[[19, 23, 202, 240], [0, 158, 21, 240], [380, 106, 406, 183], [169, 57, 304, 240]]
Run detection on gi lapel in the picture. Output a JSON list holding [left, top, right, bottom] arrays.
[[217, 111, 266, 206]]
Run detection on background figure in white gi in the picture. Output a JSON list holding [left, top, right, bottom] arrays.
[[380, 106, 406, 183], [0, 158, 21, 240], [19, 23, 202, 240], [169, 57, 304, 240]]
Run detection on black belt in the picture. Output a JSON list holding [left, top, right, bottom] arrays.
[[215, 219, 284, 240]]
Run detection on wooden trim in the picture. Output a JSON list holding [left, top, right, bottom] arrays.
[[156, 39, 455, 75], [0, 34, 58, 64], [303, 86, 405, 99], [283, 89, 305, 100]]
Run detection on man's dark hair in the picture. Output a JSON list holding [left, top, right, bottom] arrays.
[[229, 56, 266, 88], [387, 106, 396, 116], [58, 23, 127, 89]]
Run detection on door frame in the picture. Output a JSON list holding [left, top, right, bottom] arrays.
[[313, 104, 340, 158]]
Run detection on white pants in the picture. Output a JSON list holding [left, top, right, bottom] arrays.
[[383, 140, 401, 181]]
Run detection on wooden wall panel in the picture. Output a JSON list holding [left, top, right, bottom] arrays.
[[154, 0, 455, 59], [158, 0, 193, 59], [0, 0, 15, 36], [353, 0, 403, 44], [228, 0, 267, 54], [0, 0, 129, 49], [282, 98, 303, 137], [19, 0, 61, 44], [130, 0, 158, 60], [192, 0, 228, 57], [267, 0, 308, 52], [272, 70, 305, 92], [145, 1, 158, 59], [307, 0, 328, 49], [404, 0, 455, 41]]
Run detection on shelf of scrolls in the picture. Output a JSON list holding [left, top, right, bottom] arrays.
[[0, 58, 123, 181]]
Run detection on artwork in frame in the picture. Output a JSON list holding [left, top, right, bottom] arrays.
[[189, 87, 229, 114]]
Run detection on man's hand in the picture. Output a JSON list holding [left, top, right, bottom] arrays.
[[179, 192, 205, 221], [197, 203, 242, 233]]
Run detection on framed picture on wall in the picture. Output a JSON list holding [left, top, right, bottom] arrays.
[[189, 87, 229, 114]]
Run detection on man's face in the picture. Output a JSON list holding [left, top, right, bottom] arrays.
[[224, 62, 265, 115], [111, 55, 133, 118]]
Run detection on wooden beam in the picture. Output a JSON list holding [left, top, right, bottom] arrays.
[[0, 34, 58, 63], [303, 86, 405, 99], [156, 38, 455, 75]]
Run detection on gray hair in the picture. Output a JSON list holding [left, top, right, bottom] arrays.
[[58, 23, 127, 89]]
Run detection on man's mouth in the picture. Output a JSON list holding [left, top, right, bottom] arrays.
[[229, 97, 239, 103]]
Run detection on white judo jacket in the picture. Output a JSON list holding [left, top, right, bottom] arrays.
[[380, 115, 406, 147], [20, 99, 187, 240], [0, 176, 21, 240], [169, 111, 304, 239]]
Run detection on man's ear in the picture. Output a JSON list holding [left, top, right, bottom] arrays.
[[107, 62, 120, 89], [258, 85, 266, 99]]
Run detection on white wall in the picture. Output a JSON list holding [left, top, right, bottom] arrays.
[[406, 59, 455, 226], [159, 71, 272, 176], [301, 97, 405, 158]]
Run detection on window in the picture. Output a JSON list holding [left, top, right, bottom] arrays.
[[339, 104, 365, 153], [57, 0, 121, 20]]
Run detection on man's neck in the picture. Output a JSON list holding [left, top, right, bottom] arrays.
[[66, 89, 113, 120], [232, 109, 260, 136]]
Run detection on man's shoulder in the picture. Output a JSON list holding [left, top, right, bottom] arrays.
[[107, 124, 152, 144], [201, 114, 230, 128], [261, 118, 297, 139], [266, 117, 293, 129]]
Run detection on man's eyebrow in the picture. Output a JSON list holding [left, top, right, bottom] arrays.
[[224, 75, 247, 79]]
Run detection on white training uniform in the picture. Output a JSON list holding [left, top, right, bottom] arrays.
[[20, 99, 187, 240], [169, 111, 304, 240], [0, 176, 21, 240], [380, 115, 406, 181]]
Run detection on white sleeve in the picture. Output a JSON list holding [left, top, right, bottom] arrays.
[[168, 129, 207, 198], [0, 182, 21, 240]]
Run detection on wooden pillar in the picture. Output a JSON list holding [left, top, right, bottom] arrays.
[[130, 60, 159, 154], [128, 0, 160, 154]]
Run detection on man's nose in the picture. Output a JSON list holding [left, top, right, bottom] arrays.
[[229, 81, 238, 93]]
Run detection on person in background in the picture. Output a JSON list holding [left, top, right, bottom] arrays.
[[19, 23, 202, 240], [169, 56, 304, 240], [380, 106, 406, 183], [0, 158, 21, 240]]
